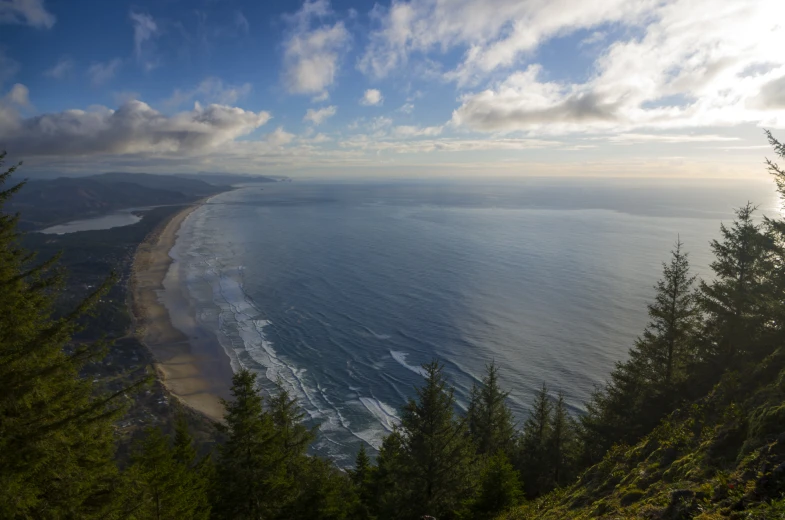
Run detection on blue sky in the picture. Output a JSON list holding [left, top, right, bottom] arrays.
[[0, 0, 784, 178]]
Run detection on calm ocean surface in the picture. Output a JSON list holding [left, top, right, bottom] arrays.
[[166, 177, 779, 464]]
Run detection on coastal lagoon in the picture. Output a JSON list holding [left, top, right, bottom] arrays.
[[164, 178, 779, 465], [40, 208, 146, 234]]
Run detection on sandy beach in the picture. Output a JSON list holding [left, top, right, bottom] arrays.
[[131, 200, 233, 421]]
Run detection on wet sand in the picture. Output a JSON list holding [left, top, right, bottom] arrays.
[[131, 201, 233, 421]]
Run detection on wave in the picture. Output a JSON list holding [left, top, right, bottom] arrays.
[[390, 350, 427, 377]]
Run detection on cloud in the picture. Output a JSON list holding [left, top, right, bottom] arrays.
[[0, 99, 272, 157], [304, 105, 337, 125], [234, 10, 250, 34], [5, 83, 29, 106], [130, 12, 159, 70], [393, 125, 443, 137], [340, 135, 557, 154], [44, 57, 74, 79], [0, 49, 19, 86], [397, 103, 414, 114], [751, 75, 785, 110], [357, 0, 647, 83], [450, 0, 785, 134], [0, 0, 55, 28], [165, 77, 252, 108], [265, 126, 295, 147], [87, 59, 122, 87], [603, 133, 742, 144], [282, 0, 351, 95], [360, 88, 383, 106]]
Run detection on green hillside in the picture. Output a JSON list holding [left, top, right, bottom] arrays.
[[501, 348, 785, 519]]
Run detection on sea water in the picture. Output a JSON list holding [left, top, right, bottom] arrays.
[[166, 177, 779, 465]]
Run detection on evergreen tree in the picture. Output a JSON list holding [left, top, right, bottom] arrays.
[[470, 451, 524, 520], [212, 369, 287, 520], [123, 426, 210, 520], [546, 393, 576, 489], [389, 361, 478, 519], [284, 456, 359, 520], [633, 239, 699, 388], [577, 358, 648, 466], [516, 384, 552, 498], [467, 361, 517, 458], [0, 152, 133, 518], [578, 241, 701, 465], [268, 378, 316, 463], [760, 130, 785, 349], [370, 430, 407, 520], [350, 445, 376, 520], [698, 202, 771, 364]]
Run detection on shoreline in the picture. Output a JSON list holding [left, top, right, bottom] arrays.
[[130, 197, 234, 422]]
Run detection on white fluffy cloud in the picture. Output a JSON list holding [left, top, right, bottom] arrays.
[[165, 77, 252, 108], [282, 0, 350, 95], [358, 0, 646, 83], [0, 98, 272, 156], [87, 59, 122, 87], [304, 105, 337, 125], [265, 126, 296, 147], [450, 0, 785, 134], [0, 0, 55, 29], [360, 88, 383, 106]]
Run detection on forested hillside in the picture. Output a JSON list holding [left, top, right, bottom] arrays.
[[1, 133, 785, 519], [8, 172, 231, 230]]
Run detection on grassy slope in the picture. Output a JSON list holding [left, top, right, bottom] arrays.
[[502, 351, 785, 519]]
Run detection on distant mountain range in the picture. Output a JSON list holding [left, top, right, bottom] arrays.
[[9, 171, 282, 230]]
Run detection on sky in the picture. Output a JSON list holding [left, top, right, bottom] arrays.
[[0, 0, 784, 178]]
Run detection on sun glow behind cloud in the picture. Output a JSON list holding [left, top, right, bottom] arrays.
[[0, 0, 784, 177]]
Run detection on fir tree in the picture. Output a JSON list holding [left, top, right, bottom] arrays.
[[350, 445, 376, 520], [0, 152, 134, 518], [123, 426, 210, 520], [470, 451, 524, 520], [517, 384, 552, 498], [393, 361, 478, 519], [699, 203, 771, 363], [633, 239, 699, 387], [578, 241, 701, 465], [212, 369, 286, 520], [370, 430, 407, 520], [467, 361, 517, 458], [546, 393, 576, 489]]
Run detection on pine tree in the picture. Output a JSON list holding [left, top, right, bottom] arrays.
[[212, 369, 286, 520], [350, 445, 376, 520], [268, 378, 316, 463], [577, 358, 648, 466], [699, 203, 771, 364], [284, 456, 359, 520], [634, 239, 699, 388], [394, 361, 478, 519], [467, 361, 517, 458], [123, 426, 210, 520], [370, 430, 407, 520], [546, 393, 576, 489], [578, 241, 701, 466], [470, 451, 524, 520], [0, 152, 133, 518], [517, 384, 552, 498]]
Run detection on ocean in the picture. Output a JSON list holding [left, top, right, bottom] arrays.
[[165, 177, 779, 465]]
